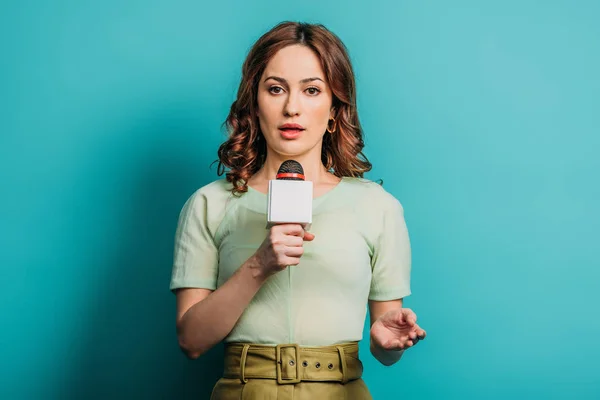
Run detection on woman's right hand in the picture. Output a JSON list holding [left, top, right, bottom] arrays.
[[253, 224, 315, 278]]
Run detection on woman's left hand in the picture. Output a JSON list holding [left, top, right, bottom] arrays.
[[370, 308, 426, 351]]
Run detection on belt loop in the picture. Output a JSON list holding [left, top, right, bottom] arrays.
[[336, 345, 348, 384], [240, 344, 250, 384]]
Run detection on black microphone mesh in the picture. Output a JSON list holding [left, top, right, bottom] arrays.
[[277, 160, 304, 180]]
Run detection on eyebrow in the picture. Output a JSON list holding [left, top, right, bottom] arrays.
[[263, 76, 325, 84]]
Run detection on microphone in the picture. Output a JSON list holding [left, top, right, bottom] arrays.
[[266, 160, 313, 229]]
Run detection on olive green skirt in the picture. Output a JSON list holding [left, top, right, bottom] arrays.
[[210, 342, 373, 400]]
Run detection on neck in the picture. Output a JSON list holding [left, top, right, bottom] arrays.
[[258, 148, 329, 183]]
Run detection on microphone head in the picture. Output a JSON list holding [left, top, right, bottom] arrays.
[[276, 160, 305, 181]]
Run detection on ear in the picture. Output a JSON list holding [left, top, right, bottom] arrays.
[[329, 107, 336, 119]]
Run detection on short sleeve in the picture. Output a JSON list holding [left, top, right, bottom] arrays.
[[368, 197, 412, 301], [169, 190, 219, 292]]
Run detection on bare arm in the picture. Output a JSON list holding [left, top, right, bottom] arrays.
[[369, 299, 426, 366], [175, 255, 267, 359], [369, 299, 405, 366], [175, 224, 315, 359]]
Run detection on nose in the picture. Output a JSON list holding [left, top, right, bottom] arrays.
[[283, 92, 300, 117]]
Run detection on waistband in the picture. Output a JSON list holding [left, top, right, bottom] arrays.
[[223, 342, 363, 385]]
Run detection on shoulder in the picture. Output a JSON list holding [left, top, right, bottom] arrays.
[[184, 178, 233, 206], [342, 177, 404, 213], [178, 178, 235, 233]]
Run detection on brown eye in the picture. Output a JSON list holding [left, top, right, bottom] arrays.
[[306, 87, 321, 95], [269, 86, 284, 94]]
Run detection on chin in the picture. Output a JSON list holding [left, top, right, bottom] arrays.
[[270, 139, 313, 156]]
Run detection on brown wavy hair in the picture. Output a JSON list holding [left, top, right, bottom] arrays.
[[215, 21, 372, 195]]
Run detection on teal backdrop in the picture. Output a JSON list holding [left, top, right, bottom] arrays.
[[2, 1, 599, 399]]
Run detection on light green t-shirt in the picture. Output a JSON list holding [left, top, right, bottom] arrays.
[[170, 177, 412, 346]]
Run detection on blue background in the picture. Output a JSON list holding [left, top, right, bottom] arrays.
[[2, 1, 599, 398]]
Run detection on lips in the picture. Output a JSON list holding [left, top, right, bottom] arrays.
[[279, 123, 305, 139], [280, 128, 304, 139]]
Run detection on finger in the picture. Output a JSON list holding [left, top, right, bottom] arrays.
[[404, 309, 417, 326], [395, 310, 406, 325], [284, 246, 304, 257], [283, 256, 301, 266], [397, 310, 414, 327], [412, 324, 426, 339], [287, 224, 306, 237], [303, 231, 315, 241], [385, 339, 404, 351], [411, 332, 420, 344], [284, 235, 304, 247], [392, 340, 404, 350], [277, 224, 305, 237]]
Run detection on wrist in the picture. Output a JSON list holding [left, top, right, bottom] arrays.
[[370, 339, 404, 366], [370, 339, 404, 354], [244, 254, 271, 283]]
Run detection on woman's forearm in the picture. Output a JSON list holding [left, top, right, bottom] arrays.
[[177, 255, 268, 358]]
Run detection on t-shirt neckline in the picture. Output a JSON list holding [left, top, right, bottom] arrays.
[[243, 176, 348, 214]]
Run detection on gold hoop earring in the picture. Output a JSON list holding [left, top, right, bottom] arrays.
[[326, 117, 337, 133]]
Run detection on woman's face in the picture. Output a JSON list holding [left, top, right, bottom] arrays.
[[257, 44, 335, 159]]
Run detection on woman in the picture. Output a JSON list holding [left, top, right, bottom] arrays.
[[170, 21, 426, 399]]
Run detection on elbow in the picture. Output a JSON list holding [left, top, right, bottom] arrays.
[[182, 348, 202, 360], [176, 325, 206, 359], [178, 336, 204, 359]]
